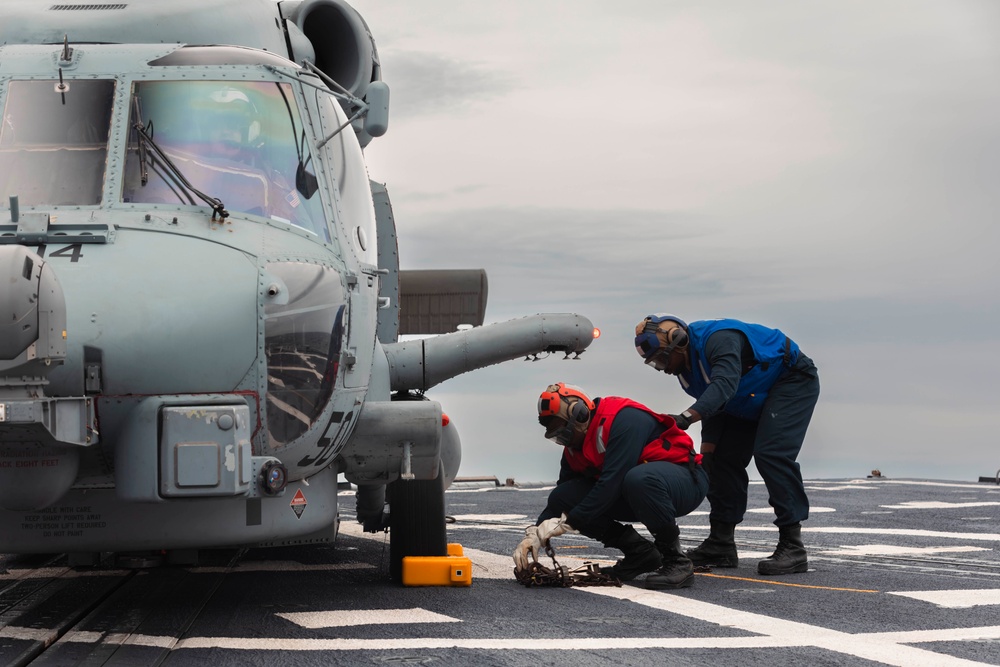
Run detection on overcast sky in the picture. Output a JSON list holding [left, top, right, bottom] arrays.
[[350, 0, 1000, 483]]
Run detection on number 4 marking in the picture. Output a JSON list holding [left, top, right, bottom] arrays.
[[33, 244, 83, 262]]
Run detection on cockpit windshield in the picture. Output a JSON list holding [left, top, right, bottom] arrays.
[[122, 80, 328, 240], [0, 79, 115, 206]]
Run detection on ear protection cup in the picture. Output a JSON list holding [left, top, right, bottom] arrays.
[[568, 398, 591, 424], [644, 318, 688, 354], [537, 383, 595, 437], [664, 326, 688, 351]]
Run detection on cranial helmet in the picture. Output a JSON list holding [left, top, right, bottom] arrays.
[[537, 382, 595, 447], [634, 313, 689, 368], [208, 87, 261, 146]]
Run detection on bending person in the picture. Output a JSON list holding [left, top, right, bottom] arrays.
[[513, 383, 708, 589], [633, 313, 820, 575]]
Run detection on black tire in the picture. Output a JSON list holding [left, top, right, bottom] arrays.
[[387, 472, 448, 583]]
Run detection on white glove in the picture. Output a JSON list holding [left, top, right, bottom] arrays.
[[513, 525, 543, 571], [536, 513, 578, 546]]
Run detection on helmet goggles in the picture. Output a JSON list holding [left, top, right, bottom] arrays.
[[538, 383, 594, 447]]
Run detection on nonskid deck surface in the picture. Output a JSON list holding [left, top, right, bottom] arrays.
[[1, 477, 998, 666]]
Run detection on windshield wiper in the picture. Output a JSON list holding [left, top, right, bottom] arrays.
[[273, 82, 318, 199], [132, 97, 148, 186], [130, 97, 229, 221]]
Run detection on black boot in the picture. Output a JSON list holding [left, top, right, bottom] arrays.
[[686, 520, 738, 568], [646, 525, 694, 589], [600, 523, 662, 581], [758, 523, 808, 575]]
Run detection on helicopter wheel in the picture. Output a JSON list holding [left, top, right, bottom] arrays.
[[387, 470, 447, 583]]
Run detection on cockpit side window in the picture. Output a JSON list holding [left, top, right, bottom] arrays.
[[316, 94, 378, 265], [263, 262, 346, 448], [122, 80, 328, 241], [0, 79, 115, 206]]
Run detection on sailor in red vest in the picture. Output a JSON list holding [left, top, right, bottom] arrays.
[[513, 383, 708, 588]]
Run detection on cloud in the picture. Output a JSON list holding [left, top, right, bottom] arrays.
[[395, 205, 731, 314], [351, 0, 1000, 483], [378, 50, 515, 118]]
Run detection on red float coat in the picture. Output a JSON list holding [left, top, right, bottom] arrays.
[[563, 397, 701, 477]]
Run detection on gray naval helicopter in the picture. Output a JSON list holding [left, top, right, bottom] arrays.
[[0, 0, 595, 579]]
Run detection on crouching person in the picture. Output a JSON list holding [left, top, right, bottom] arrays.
[[513, 383, 708, 588]]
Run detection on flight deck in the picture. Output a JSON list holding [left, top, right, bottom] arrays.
[[1, 476, 998, 666]]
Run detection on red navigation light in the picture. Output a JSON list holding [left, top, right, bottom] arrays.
[[593, 328, 601, 339]]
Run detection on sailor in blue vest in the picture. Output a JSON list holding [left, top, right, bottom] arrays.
[[634, 314, 820, 575]]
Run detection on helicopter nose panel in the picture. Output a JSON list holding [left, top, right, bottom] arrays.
[[0, 245, 67, 375]]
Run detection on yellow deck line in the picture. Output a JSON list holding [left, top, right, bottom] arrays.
[[696, 571, 878, 593]]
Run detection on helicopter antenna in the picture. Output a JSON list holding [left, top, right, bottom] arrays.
[[60, 35, 74, 64]]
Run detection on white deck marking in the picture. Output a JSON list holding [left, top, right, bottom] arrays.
[[797, 479, 998, 491], [678, 525, 1000, 542], [104, 633, 177, 648], [49, 628, 1000, 658], [880, 501, 1000, 510], [277, 608, 460, 629], [448, 523, 519, 532], [820, 545, 989, 556], [168, 636, 828, 650], [747, 506, 835, 513], [867, 626, 1000, 642], [0, 626, 54, 641], [62, 631, 105, 644], [37, 547, 1000, 664], [888, 589, 1000, 608], [872, 480, 995, 490], [584, 586, 1000, 667], [446, 549, 1000, 665], [124, 494, 993, 661], [463, 547, 524, 579]]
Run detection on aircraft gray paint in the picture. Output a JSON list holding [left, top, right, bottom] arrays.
[[0, 0, 595, 578]]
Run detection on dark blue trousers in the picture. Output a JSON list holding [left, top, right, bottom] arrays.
[[701, 353, 819, 526], [538, 462, 708, 541]]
